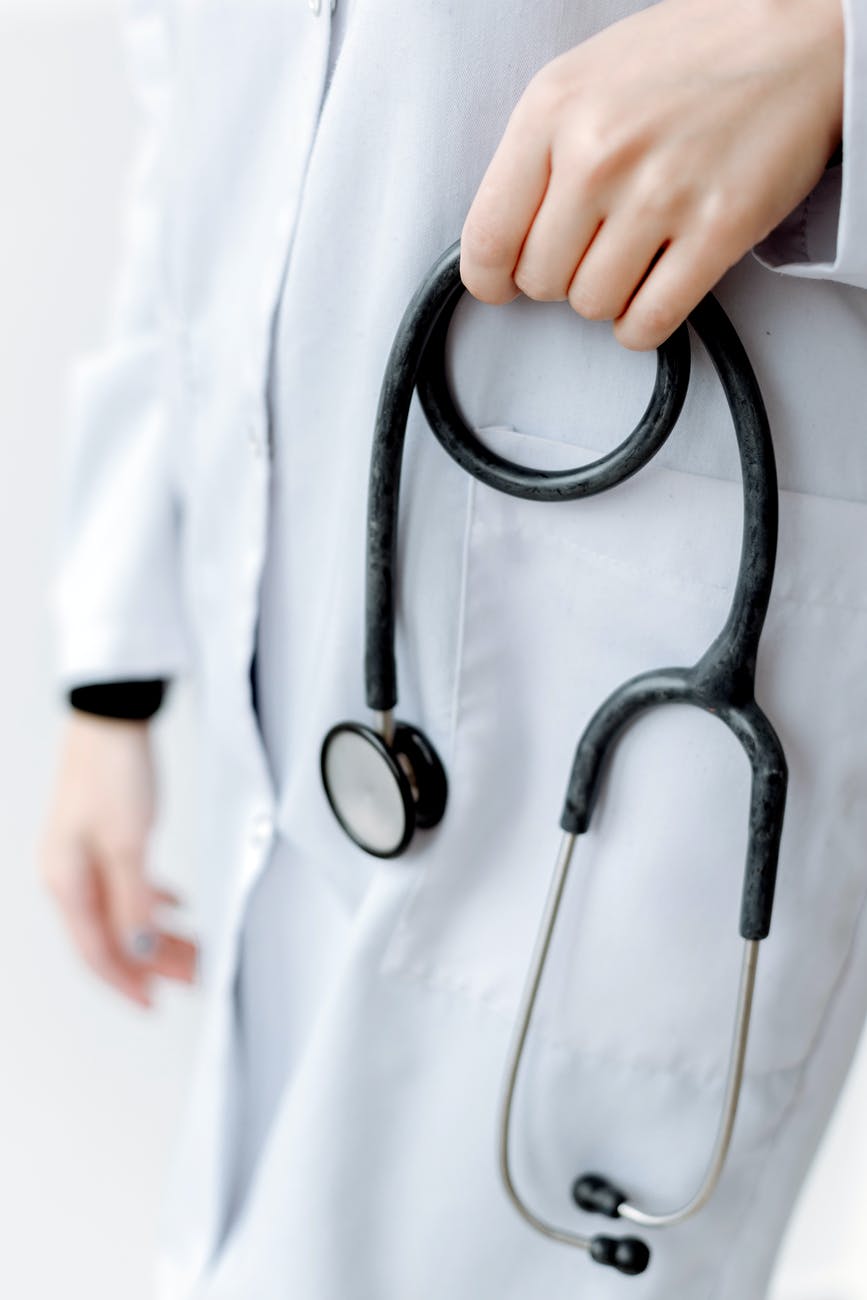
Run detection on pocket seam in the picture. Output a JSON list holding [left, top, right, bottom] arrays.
[[476, 509, 867, 618], [475, 509, 735, 608], [472, 420, 867, 616], [384, 952, 807, 1087]]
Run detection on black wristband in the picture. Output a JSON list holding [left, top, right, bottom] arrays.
[[67, 678, 168, 721]]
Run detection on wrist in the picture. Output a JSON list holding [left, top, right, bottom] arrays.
[[780, 0, 845, 152], [67, 709, 151, 734]]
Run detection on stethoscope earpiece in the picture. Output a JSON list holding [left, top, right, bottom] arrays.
[[320, 717, 447, 858], [589, 1235, 652, 1276], [574, 1177, 654, 1274], [572, 1172, 627, 1218]]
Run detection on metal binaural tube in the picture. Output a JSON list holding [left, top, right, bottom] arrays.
[[618, 939, 760, 1228], [499, 828, 760, 1246], [498, 832, 596, 1250], [497, 831, 651, 1273]]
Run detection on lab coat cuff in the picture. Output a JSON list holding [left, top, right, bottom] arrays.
[[750, 0, 867, 291], [66, 677, 169, 721]]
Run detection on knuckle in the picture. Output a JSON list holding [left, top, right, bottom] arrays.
[[460, 274, 516, 306], [581, 142, 623, 193], [615, 302, 675, 351], [515, 68, 567, 125], [630, 180, 675, 228], [513, 263, 560, 301], [567, 278, 610, 321], [460, 217, 513, 287], [699, 189, 748, 245], [637, 298, 677, 337], [630, 159, 689, 220], [616, 329, 657, 353], [563, 116, 637, 193]]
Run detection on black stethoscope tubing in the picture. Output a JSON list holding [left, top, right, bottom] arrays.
[[365, 237, 785, 940]]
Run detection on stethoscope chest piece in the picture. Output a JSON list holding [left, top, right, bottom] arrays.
[[320, 718, 447, 858]]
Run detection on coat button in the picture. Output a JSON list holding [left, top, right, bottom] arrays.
[[246, 422, 265, 457], [308, 0, 337, 19], [249, 810, 275, 846]]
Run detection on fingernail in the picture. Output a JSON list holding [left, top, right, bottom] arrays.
[[125, 927, 157, 960]]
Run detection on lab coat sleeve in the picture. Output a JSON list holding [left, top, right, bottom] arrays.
[[750, 0, 867, 290], [49, 0, 192, 692]]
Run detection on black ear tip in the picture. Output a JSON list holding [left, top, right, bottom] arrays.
[[590, 1235, 651, 1276], [572, 1172, 626, 1218]]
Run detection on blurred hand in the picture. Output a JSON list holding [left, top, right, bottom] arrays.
[[460, 0, 844, 350], [38, 711, 198, 1008]]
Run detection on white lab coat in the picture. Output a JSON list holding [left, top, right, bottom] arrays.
[[50, 0, 867, 1295]]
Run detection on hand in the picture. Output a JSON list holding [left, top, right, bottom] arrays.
[[460, 0, 844, 351], [38, 711, 198, 1008]]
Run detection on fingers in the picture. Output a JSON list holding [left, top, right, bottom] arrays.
[[459, 3, 786, 348], [41, 831, 197, 1006], [612, 228, 738, 351], [150, 883, 183, 908], [564, 209, 672, 324], [513, 181, 604, 302], [141, 932, 199, 985], [460, 89, 554, 303], [108, 840, 160, 961], [39, 712, 197, 1008], [54, 844, 155, 1008], [458, 99, 687, 337], [103, 853, 199, 991]]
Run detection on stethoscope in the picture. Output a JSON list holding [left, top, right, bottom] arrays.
[[320, 236, 788, 1276]]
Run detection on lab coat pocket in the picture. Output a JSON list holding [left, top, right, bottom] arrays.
[[379, 422, 867, 1090]]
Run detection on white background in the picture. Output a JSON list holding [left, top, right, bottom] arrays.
[[0, 4, 201, 1297], [1, 1, 866, 1296]]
